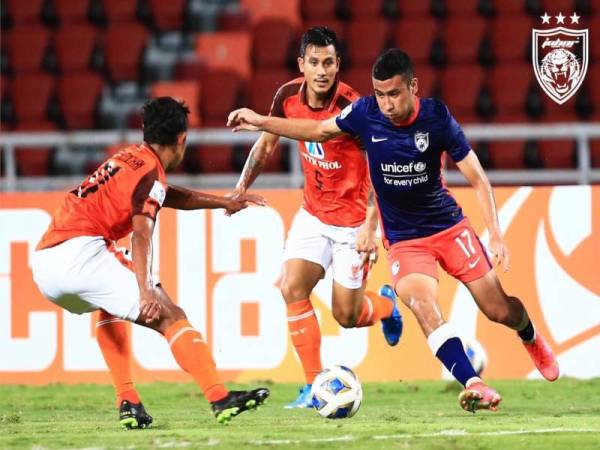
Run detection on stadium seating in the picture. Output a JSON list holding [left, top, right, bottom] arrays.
[[396, 0, 432, 17], [194, 145, 235, 173], [11, 73, 54, 122], [14, 121, 56, 176], [100, 0, 138, 24], [414, 65, 436, 97], [492, 0, 541, 15], [343, 66, 373, 96], [346, 0, 384, 17], [150, 80, 201, 127], [103, 22, 149, 82], [249, 69, 292, 115], [439, 65, 484, 118], [199, 69, 241, 123], [537, 140, 576, 168], [148, 0, 186, 32], [345, 19, 390, 66], [53, 24, 97, 73], [57, 72, 104, 129], [301, 0, 337, 20], [6, 25, 50, 74], [241, 0, 300, 27], [443, 16, 486, 64], [488, 141, 527, 169], [196, 32, 251, 80], [6, 0, 44, 25], [54, 0, 91, 25], [490, 16, 532, 63], [444, 0, 483, 16], [490, 63, 532, 117], [392, 19, 438, 65], [252, 18, 296, 68], [302, 18, 345, 42], [591, 140, 600, 168]]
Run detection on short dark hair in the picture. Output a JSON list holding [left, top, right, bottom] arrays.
[[372, 49, 414, 84], [300, 26, 339, 57], [142, 97, 190, 146]]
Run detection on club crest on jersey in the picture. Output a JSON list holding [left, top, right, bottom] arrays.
[[305, 141, 325, 159], [532, 15, 588, 105], [414, 132, 429, 152]]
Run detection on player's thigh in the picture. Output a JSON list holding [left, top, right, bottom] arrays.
[[281, 258, 325, 302], [331, 239, 366, 291]]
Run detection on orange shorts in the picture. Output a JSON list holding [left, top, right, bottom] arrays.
[[386, 218, 492, 286]]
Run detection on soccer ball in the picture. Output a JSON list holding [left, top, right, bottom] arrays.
[[311, 365, 362, 419], [463, 338, 488, 375]]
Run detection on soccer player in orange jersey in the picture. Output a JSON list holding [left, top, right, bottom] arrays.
[[231, 27, 403, 408], [32, 97, 269, 426]]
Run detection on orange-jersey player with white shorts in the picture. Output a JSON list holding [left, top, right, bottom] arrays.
[[231, 27, 404, 408], [32, 97, 269, 427]]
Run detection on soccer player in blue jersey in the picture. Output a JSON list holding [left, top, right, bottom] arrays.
[[227, 49, 559, 413]]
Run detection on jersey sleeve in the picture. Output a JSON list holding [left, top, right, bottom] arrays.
[[442, 105, 471, 162], [335, 97, 366, 137], [131, 168, 166, 221], [269, 85, 287, 118]]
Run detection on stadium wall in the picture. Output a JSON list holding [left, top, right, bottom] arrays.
[[1, 186, 598, 384]]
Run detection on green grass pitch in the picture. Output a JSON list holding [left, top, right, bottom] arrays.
[[1, 379, 599, 449]]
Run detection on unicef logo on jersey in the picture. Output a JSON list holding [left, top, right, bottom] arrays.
[[305, 141, 325, 159]]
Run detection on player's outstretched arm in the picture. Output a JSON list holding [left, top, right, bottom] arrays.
[[132, 215, 161, 323], [356, 188, 379, 269], [227, 108, 344, 143], [233, 132, 280, 197], [456, 150, 510, 271], [164, 185, 266, 214]]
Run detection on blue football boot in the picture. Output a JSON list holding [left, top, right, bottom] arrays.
[[284, 384, 314, 409], [379, 284, 403, 346]]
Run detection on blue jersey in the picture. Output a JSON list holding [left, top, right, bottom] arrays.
[[335, 96, 471, 245]]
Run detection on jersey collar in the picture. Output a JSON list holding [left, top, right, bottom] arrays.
[[390, 96, 421, 127], [299, 77, 341, 112], [141, 143, 167, 175]]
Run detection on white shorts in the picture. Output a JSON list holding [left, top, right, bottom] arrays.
[[31, 236, 141, 321], [283, 208, 366, 289]]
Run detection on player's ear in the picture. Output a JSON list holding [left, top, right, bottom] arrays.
[[411, 77, 419, 96], [177, 131, 187, 146], [297, 56, 305, 74]]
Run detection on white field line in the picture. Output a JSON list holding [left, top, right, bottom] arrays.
[[253, 428, 600, 446]]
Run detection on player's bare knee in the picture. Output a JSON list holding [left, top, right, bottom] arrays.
[[332, 306, 357, 328], [280, 279, 311, 304]]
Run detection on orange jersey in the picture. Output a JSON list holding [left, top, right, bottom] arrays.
[[37, 144, 167, 250], [270, 78, 369, 227]]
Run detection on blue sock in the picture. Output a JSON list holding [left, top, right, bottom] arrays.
[[427, 324, 479, 387]]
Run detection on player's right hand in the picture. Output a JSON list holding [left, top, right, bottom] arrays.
[[227, 108, 263, 132], [139, 289, 161, 323]]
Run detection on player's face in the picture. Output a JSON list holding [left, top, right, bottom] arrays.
[[372, 75, 418, 123], [298, 44, 340, 96]]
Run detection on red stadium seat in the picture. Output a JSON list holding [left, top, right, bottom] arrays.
[[101, 0, 137, 23], [196, 32, 251, 80], [490, 63, 532, 116], [200, 69, 242, 122], [253, 18, 295, 68], [343, 66, 373, 96], [57, 72, 103, 129], [345, 19, 390, 66], [488, 141, 526, 169], [591, 140, 600, 168], [413, 64, 436, 97], [444, 0, 481, 15], [12, 73, 54, 122], [540, 95, 577, 122], [396, 0, 431, 17], [150, 81, 201, 127], [6, 25, 50, 74], [53, 24, 97, 73], [538, 140, 576, 168], [14, 121, 56, 176], [302, 18, 345, 42], [347, 0, 383, 17], [54, 0, 91, 24], [443, 16, 486, 64], [241, 0, 300, 27], [148, 0, 186, 32], [195, 144, 235, 173], [249, 69, 292, 114], [587, 65, 600, 107], [7, 0, 44, 25], [491, 16, 532, 62], [392, 18, 438, 65], [590, 17, 600, 62], [493, 0, 534, 15], [439, 65, 484, 117], [301, 0, 337, 20], [103, 22, 148, 82]]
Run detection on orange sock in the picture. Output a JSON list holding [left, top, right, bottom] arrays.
[[96, 310, 140, 406], [164, 319, 228, 403], [287, 299, 322, 384], [354, 291, 394, 327]]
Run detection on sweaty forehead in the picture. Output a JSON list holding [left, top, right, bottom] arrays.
[[373, 75, 409, 92], [304, 44, 337, 59]]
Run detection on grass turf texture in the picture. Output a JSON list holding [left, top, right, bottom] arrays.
[[1, 379, 599, 449]]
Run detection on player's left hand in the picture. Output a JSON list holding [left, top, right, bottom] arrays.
[[223, 193, 266, 216], [227, 108, 263, 132], [488, 233, 510, 272], [356, 228, 378, 270]]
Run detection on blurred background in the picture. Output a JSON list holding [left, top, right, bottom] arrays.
[[1, 0, 599, 192]]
